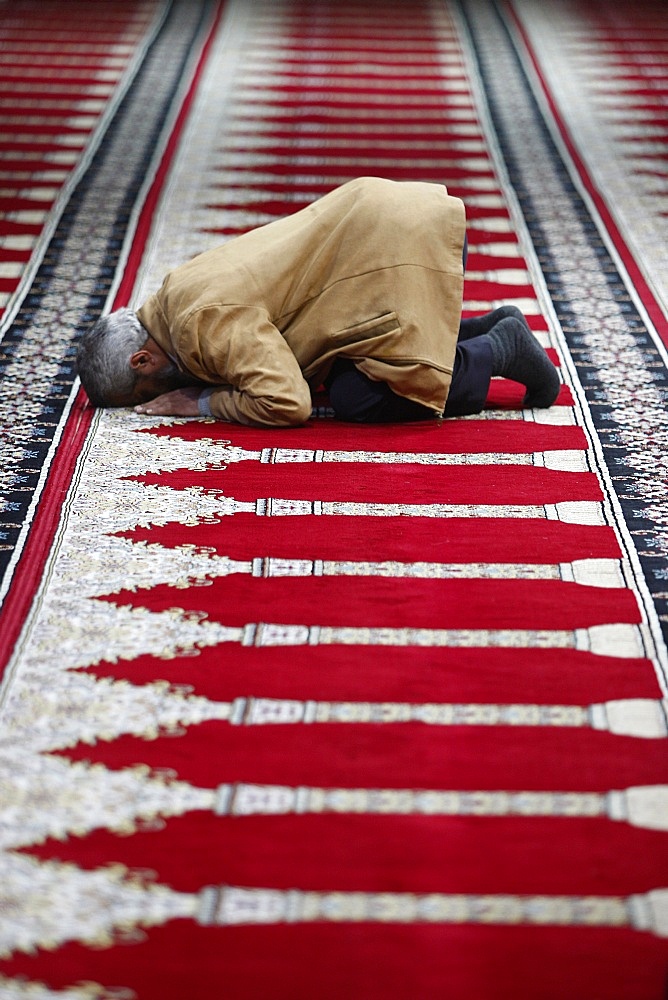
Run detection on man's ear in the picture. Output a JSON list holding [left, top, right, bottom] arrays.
[[129, 348, 152, 371]]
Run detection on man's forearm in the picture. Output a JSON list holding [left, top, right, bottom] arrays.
[[204, 382, 312, 427]]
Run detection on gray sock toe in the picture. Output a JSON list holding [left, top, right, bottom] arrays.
[[458, 305, 528, 340], [487, 318, 560, 408]]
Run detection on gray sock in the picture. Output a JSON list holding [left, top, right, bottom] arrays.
[[487, 317, 560, 407]]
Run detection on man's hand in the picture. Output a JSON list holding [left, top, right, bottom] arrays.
[[134, 386, 203, 417]]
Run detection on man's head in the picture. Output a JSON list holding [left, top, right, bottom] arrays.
[[77, 309, 191, 407]]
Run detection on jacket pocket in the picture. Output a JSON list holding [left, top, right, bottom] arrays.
[[331, 311, 400, 342]]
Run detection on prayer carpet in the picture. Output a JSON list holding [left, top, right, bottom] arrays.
[[0, 1, 667, 998]]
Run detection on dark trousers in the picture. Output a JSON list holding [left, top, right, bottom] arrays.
[[324, 333, 493, 423]]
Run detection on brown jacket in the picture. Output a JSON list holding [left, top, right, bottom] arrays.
[[136, 177, 466, 426]]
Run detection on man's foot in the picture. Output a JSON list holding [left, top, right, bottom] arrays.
[[458, 305, 527, 341], [487, 317, 560, 408]]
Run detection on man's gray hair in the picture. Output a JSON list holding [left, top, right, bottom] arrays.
[[77, 308, 147, 405]]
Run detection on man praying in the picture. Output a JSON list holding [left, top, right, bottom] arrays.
[[77, 177, 560, 426]]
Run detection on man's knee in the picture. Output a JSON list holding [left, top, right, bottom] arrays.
[[328, 365, 384, 422]]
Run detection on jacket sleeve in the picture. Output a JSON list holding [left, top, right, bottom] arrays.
[[183, 305, 312, 427]]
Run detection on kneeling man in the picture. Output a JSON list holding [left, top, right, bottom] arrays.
[[77, 177, 559, 426]]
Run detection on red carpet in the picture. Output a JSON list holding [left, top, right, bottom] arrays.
[[0, 1, 667, 998]]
